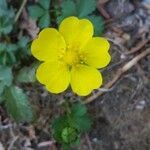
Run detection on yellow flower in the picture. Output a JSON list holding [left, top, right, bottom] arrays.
[[31, 16, 111, 96]]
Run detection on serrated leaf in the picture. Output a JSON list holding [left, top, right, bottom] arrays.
[[0, 15, 14, 34], [61, 127, 78, 143], [0, 0, 7, 9], [0, 53, 7, 65], [28, 5, 44, 19], [18, 36, 29, 48], [0, 95, 4, 103], [0, 82, 5, 95], [87, 15, 104, 36], [16, 64, 37, 83], [72, 115, 92, 132], [62, 0, 76, 16], [0, 66, 13, 86], [7, 44, 18, 52], [6, 8, 15, 18], [0, 43, 6, 52], [38, 12, 50, 28], [77, 0, 96, 17], [57, 0, 76, 24], [57, 16, 65, 25], [7, 52, 16, 64], [71, 103, 87, 117], [0, 92, 5, 103], [0, 6, 14, 35], [38, 0, 51, 10], [0, 42, 18, 65], [52, 102, 92, 146], [4, 86, 33, 122], [69, 103, 92, 132], [0, 24, 13, 34], [0, 9, 6, 17], [52, 116, 68, 142], [62, 144, 70, 150]]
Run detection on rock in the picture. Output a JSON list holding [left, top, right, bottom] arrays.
[[106, 0, 134, 18]]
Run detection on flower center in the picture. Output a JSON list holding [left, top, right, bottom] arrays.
[[58, 45, 87, 68], [63, 50, 79, 66]]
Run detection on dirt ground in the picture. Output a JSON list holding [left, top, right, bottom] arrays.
[[0, 0, 150, 150]]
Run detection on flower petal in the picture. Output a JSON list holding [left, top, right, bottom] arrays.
[[59, 16, 93, 49], [82, 37, 111, 69], [36, 61, 70, 93], [71, 65, 102, 96], [31, 28, 66, 61]]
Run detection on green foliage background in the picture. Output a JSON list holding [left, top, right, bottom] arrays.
[[0, 0, 36, 122]]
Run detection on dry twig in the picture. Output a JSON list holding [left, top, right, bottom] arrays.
[[97, 0, 110, 19], [125, 39, 149, 55], [85, 134, 93, 150], [84, 48, 150, 104], [38, 141, 56, 150], [15, 0, 27, 22]]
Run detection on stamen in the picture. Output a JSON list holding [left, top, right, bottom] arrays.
[[58, 45, 87, 67]]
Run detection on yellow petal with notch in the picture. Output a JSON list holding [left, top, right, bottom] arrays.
[[31, 28, 66, 61], [59, 16, 93, 49], [36, 61, 70, 93], [82, 37, 111, 68], [71, 65, 102, 96]]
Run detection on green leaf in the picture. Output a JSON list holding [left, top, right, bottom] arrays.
[[8, 52, 17, 64], [52, 103, 92, 147], [71, 103, 87, 117], [87, 15, 105, 36], [71, 115, 92, 132], [38, 0, 51, 10], [7, 44, 18, 52], [61, 0, 76, 16], [61, 127, 78, 143], [62, 144, 70, 150], [0, 53, 7, 65], [0, 92, 5, 103], [18, 36, 29, 48], [0, 8, 14, 35], [4, 86, 33, 122], [28, 5, 44, 19], [52, 116, 68, 142], [70, 103, 92, 132], [16, 64, 37, 83], [0, 15, 13, 34], [0, 23, 13, 34], [0, 96, 4, 103], [57, 0, 76, 24], [0, 82, 5, 95], [16, 37, 31, 57], [0, 66, 13, 86], [5, 8, 15, 19], [0, 43, 18, 65], [56, 16, 64, 25], [0, 43, 6, 53], [0, 0, 7, 9], [38, 12, 50, 28], [76, 0, 96, 17]]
